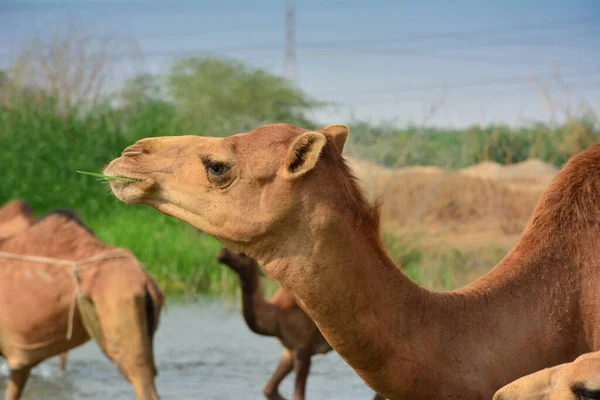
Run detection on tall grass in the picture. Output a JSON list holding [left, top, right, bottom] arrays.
[[85, 205, 234, 297], [0, 95, 179, 215]]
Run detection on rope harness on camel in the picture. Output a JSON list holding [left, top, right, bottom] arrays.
[[0, 249, 134, 341]]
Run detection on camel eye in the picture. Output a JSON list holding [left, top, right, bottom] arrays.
[[205, 160, 227, 176], [573, 386, 600, 400], [207, 162, 224, 175]]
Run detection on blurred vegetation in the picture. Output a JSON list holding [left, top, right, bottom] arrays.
[[1, 30, 598, 296], [345, 116, 599, 169]]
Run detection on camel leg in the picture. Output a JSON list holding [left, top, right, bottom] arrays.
[[4, 366, 32, 400], [372, 393, 387, 400], [59, 352, 68, 371], [263, 348, 294, 400], [292, 348, 311, 400], [93, 288, 159, 400]]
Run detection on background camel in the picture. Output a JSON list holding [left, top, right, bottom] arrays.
[[493, 351, 600, 400], [216, 248, 386, 400], [104, 123, 600, 399], [0, 200, 70, 372], [0, 200, 78, 373], [0, 208, 164, 400]]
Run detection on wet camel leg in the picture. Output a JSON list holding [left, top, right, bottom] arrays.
[[292, 348, 311, 400], [5, 366, 31, 400], [263, 348, 294, 400], [59, 352, 68, 371]]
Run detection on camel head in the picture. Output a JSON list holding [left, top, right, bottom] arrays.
[[215, 247, 263, 282], [216, 247, 255, 270], [0, 199, 36, 240], [104, 123, 370, 268], [493, 352, 600, 400]]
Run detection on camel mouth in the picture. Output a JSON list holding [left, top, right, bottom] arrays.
[[109, 175, 145, 183], [103, 160, 156, 203], [103, 171, 149, 185], [103, 159, 149, 183]]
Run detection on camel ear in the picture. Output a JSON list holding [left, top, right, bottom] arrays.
[[283, 131, 327, 179], [321, 124, 349, 153]]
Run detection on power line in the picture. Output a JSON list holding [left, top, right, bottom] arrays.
[[138, 29, 595, 55], [131, 24, 596, 57], [299, 30, 597, 53], [115, 29, 596, 70], [1, 17, 597, 57], [293, 19, 599, 48], [0, 22, 596, 76], [316, 71, 600, 97], [131, 17, 598, 46], [115, 23, 597, 68], [326, 81, 600, 106]]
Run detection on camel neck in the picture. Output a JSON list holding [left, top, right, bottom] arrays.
[[235, 263, 279, 337], [265, 219, 434, 393], [263, 215, 582, 399]]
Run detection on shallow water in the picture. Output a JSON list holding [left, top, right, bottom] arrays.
[[0, 298, 378, 399]]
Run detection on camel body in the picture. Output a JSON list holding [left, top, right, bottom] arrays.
[[0, 200, 70, 371], [104, 124, 600, 399], [0, 207, 164, 400]]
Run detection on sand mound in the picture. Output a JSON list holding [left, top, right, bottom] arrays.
[[347, 157, 557, 236], [459, 161, 503, 178], [460, 158, 557, 183], [379, 171, 542, 235]]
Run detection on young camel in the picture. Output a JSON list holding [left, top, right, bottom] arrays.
[[216, 248, 386, 400], [0, 199, 71, 372], [0, 208, 164, 400], [493, 351, 600, 400], [103, 123, 600, 399]]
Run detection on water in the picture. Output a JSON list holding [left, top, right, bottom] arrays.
[[0, 298, 377, 399]]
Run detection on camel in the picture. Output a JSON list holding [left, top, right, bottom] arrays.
[[216, 248, 386, 400], [493, 351, 600, 400], [0, 200, 70, 372], [0, 208, 164, 400], [103, 123, 600, 399]]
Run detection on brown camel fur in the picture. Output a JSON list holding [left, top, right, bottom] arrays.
[[0, 200, 71, 372], [0, 208, 164, 400], [493, 351, 600, 400], [216, 248, 386, 400], [104, 123, 600, 399], [0, 200, 35, 240]]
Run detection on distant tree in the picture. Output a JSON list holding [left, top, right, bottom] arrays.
[[10, 24, 141, 111], [113, 73, 179, 139], [165, 55, 324, 136], [119, 73, 165, 110]]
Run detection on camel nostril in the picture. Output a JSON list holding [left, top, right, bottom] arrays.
[[121, 146, 147, 157]]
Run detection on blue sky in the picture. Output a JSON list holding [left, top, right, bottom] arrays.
[[1, 0, 598, 127]]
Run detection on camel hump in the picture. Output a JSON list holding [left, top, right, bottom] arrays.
[[0, 199, 34, 223], [33, 208, 96, 236], [529, 143, 600, 230]]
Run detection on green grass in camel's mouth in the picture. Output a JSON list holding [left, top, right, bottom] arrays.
[[76, 171, 139, 182]]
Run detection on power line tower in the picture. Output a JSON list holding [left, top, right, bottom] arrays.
[[283, 0, 299, 84]]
